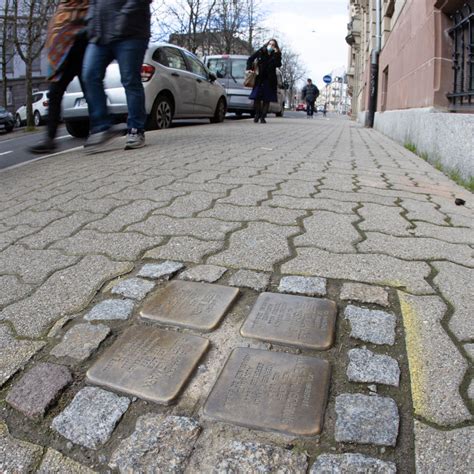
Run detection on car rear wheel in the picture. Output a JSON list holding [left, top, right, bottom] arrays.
[[210, 98, 226, 124], [34, 111, 41, 127], [65, 120, 90, 138], [149, 94, 173, 130], [15, 114, 22, 128]]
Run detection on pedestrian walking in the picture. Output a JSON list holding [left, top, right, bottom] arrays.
[[301, 78, 319, 118], [83, 0, 152, 151], [28, 0, 89, 154], [246, 39, 282, 124]]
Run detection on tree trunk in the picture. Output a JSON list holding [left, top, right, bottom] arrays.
[[26, 58, 34, 128], [1, 0, 11, 109]]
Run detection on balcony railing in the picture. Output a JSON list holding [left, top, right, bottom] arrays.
[[447, 1, 474, 110]]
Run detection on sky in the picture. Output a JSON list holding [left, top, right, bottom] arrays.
[[263, 0, 349, 89]]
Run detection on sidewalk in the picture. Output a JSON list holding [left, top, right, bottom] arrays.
[[0, 115, 472, 472]]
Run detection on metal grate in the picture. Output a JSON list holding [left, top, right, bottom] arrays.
[[448, 1, 474, 110]]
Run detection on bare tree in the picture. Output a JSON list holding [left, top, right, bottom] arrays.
[[211, 0, 245, 54], [12, 0, 58, 128], [1, 0, 15, 108], [280, 46, 306, 109]]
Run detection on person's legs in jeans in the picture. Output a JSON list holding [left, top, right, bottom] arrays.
[[114, 38, 148, 148], [82, 43, 114, 134]]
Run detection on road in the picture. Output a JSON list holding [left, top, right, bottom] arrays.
[[0, 111, 321, 172]]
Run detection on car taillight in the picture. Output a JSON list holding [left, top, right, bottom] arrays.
[[141, 64, 155, 82], [43, 100, 49, 107]]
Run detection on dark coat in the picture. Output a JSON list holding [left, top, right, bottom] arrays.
[[87, 0, 152, 45], [302, 84, 319, 101], [247, 46, 282, 92]]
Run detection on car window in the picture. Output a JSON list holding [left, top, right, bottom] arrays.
[[207, 58, 229, 78], [230, 59, 247, 80], [33, 93, 42, 102], [152, 47, 170, 67], [185, 53, 208, 79], [160, 47, 188, 71], [0, 107, 6, 113]]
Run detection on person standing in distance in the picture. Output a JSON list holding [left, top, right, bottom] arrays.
[[246, 39, 282, 124], [82, 0, 152, 150], [301, 78, 319, 118]]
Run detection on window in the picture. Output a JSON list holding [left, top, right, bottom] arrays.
[[153, 47, 187, 71], [185, 52, 208, 79], [207, 58, 229, 78], [230, 59, 247, 80], [6, 87, 13, 106], [381, 66, 389, 111]]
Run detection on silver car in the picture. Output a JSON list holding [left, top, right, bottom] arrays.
[[205, 54, 286, 117], [62, 43, 227, 138]]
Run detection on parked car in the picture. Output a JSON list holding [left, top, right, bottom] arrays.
[[296, 103, 306, 111], [0, 106, 15, 133], [204, 54, 287, 117], [15, 91, 49, 127], [62, 43, 227, 138]]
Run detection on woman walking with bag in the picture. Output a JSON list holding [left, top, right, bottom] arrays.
[[246, 39, 282, 124], [29, 0, 89, 154]]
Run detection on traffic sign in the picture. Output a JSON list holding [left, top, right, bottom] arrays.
[[323, 75, 332, 84]]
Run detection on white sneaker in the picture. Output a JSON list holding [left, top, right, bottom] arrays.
[[125, 128, 145, 150]]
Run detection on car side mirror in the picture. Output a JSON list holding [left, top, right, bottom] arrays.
[[209, 72, 217, 82]]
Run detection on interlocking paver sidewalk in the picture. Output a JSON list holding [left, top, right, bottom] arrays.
[[0, 116, 472, 471]]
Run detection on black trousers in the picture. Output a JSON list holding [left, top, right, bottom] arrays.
[[47, 35, 87, 140], [306, 99, 316, 116]]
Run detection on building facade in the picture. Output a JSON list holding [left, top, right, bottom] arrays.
[[346, 0, 473, 179]]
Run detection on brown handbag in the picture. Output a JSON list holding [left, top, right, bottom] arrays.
[[244, 59, 259, 88]]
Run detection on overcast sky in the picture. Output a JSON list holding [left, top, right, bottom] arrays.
[[263, 0, 349, 89]]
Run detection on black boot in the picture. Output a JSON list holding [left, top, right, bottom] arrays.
[[253, 100, 262, 122], [260, 102, 269, 123], [28, 139, 57, 154]]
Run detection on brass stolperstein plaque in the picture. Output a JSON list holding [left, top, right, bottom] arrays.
[[240, 292, 337, 350], [87, 326, 209, 405], [140, 281, 239, 332], [203, 347, 331, 436]]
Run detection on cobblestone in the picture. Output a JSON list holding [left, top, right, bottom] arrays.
[[347, 348, 400, 386], [145, 237, 224, 262], [0, 256, 132, 337], [3, 209, 66, 228], [111, 278, 155, 300], [278, 275, 327, 296], [109, 415, 201, 473], [6, 362, 72, 418], [51, 387, 130, 449], [179, 264, 227, 282], [335, 394, 399, 446], [0, 275, 33, 307], [264, 194, 356, 214], [228, 269, 271, 291], [219, 184, 272, 206], [37, 448, 97, 473], [310, 453, 396, 473], [400, 198, 447, 225], [0, 324, 45, 387], [137, 261, 184, 279], [0, 421, 43, 472], [412, 221, 474, 244], [208, 222, 298, 271], [340, 283, 389, 307], [157, 191, 222, 217], [51, 323, 110, 361], [344, 305, 396, 345], [359, 203, 412, 236], [85, 299, 135, 321], [398, 292, 471, 425]]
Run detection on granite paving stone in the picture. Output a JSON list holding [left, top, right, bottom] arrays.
[[340, 283, 389, 307], [358, 232, 474, 266], [156, 191, 222, 217], [179, 264, 227, 283], [128, 215, 240, 240], [347, 348, 400, 386], [358, 203, 412, 235], [0, 225, 37, 251], [212, 441, 308, 473], [108, 187, 184, 203], [3, 209, 67, 228], [468, 380, 474, 399], [275, 180, 319, 197], [335, 394, 399, 446], [344, 305, 396, 345], [109, 415, 201, 473], [0, 256, 132, 337], [51, 323, 110, 361], [51, 387, 130, 449], [85, 299, 135, 321], [282, 248, 433, 294], [218, 184, 272, 206], [6, 362, 72, 418], [0, 421, 44, 472], [0, 275, 33, 307], [50, 229, 163, 261], [228, 269, 271, 291], [208, 222, 298, 271], [137, 261, 184, 279], [19, 211, 102, 249], [145, 237, 224, 263], [56, 197, 123, 214], [310, 453, 396, 473], [0, 324, 46, 387], [0, 245, 78, 284], [316, 190, 396, 206], [111, 278, 155, 300], [400, 198, 447, 225], [278, 275, 327, 296], [398, 292, 471, 425], [295, 211, 361, 252], [199, 203, 305, 225], [165, 181, 233, 195], [414, 421, 473, 473], [464, 343, 474, 361], [264, 194, 356, 214], [433, 262, 474, 341], [37, 448, 97, 473]]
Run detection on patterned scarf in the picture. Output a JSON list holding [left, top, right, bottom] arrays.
[[46, 0, 89, 81]]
